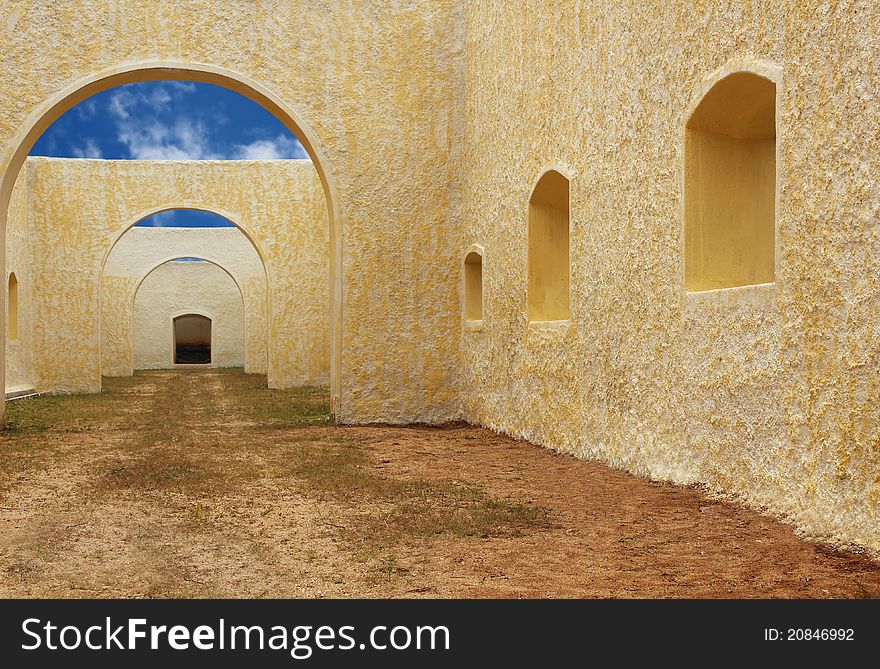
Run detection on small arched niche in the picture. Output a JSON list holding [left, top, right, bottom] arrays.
[[685, 70, 777, 291], [528, 169, 570, 322], [7, 272, 18, 341], [173, 314, 212, 365], [464, 249, 483, 323]]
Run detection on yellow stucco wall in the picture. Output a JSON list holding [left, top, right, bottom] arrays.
[[18, 157, 328, 393], [2, 2, 879, 554], [459, 2, 880, 553], [100, 275, 135, 378], [4, 161, 31, 391], [0, 0, 465, 423]]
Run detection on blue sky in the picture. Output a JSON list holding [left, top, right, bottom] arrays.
[[30, 81, 307, 227], [134, 209, 234, 228]]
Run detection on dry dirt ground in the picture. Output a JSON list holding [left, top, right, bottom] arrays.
[[0, 369, 878, 599]]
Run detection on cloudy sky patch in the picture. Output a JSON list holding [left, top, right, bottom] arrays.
[[31, 81, 307, 162], [29, 81, 308, 227]]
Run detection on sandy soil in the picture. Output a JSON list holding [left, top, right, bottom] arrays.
[[0, 369, 877, 599]]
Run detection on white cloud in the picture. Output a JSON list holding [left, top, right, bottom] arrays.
[[116, 118, 220, 160], [108, 83, 177, 122], [147, 87, 172, 109], [141, 210, 176, 227], [98, 82, 308, 162], [44, 135, 58, 154], [75, 98, 98, 120], [70, 138, 103, 159], [233, 134, 307, 160], [108, 89, 135, 120], [109, 83, 222, 160], [166, 81, 197, 93]]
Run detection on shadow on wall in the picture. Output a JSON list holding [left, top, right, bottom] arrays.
[[464, 250, 483, 322]]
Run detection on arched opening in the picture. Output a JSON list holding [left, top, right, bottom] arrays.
[[464, 249, 483, 322], [173, 314, 212, 365], [685, 70, 776, 291], [133, 258, 245, 371], [0, 62, 342, 416], [7, 272, 18, 341], [528, 169, 570, 322], [101, 208, 268, 381]]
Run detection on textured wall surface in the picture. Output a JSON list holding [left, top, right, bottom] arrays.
[[17, 157, 328, 393], [2, 2, 879, 554], [0, 0, 465, 422], [100, 275, 135, 378], [3, 161, 31, 391], [133, 260, 244, 370], [459, 1, 880, 553], [102, 227, 266, 376]]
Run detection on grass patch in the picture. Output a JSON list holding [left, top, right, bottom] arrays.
[[96, 373, 227, 493], [0, 379, 155, 496], [3, 375, 156, 436], [854, 579, 873, 598], [5, 562, 40, 578], [183, 502, 216, 531], [222, 372, 331, 428], [4, 393, 111, 434], [103, 454, 218, 490], [2, 369, 548, 587], [277, 433, 551, 544], [384, 483, 550, 539]]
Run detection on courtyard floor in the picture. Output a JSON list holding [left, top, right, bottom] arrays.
[[0, 369, 878, 598]]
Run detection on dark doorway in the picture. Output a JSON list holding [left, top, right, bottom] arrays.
[[174, 314, 212, 364]]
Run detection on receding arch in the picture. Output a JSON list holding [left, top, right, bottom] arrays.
[[134, 259, 243, 370], [684, 64, 779, 292], [528, 168, 570, 323], [100, 207, 269, 381], [7, 272, 18, 341], [0, 61, 342, 416], [130, 256, 248, 374], [131, 256, 247, 326], [100, 205, 272, 279]]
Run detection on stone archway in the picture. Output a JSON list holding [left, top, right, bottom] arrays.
[[0, 62, 342, 417], [100, 209, 268, 379]]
